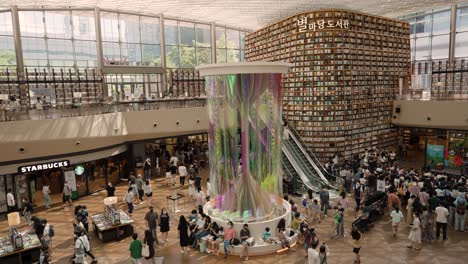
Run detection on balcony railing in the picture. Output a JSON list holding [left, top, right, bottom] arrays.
[[0, 97, 207, 122]]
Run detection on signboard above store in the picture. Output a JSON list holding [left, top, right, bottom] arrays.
[[297, 17, 349, 32], [18, 160, 70, 173]]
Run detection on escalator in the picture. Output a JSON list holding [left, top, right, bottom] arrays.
[[281, 126, 340, 194]]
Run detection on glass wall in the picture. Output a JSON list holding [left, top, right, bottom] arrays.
[[19, 10, 97, 69], [165, 19, 215, 69], [101, 12, 161, 66], [215, 26, 245, 63], [402, 4, 468, 61], [1, 7, 248, 71], [0, 11, 16, 68]]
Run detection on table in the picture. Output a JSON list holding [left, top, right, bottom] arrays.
[[0, 231, 42, 264], [92, 211, 134, 242], [166, 193, 185, 213]]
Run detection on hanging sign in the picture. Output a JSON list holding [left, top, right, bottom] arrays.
[[297, 17, 349, 32], [18, 160, 70, 173]]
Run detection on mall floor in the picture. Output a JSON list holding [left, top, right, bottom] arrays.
[[1, 159, 467, 264]]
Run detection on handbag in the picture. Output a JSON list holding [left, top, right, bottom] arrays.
[[142, 243, 150, 257]]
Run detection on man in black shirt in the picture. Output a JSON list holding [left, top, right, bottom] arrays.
[[106, 182, 115, 197], [240, 224, 251, 261]]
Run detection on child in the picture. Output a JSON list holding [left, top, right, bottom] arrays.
[[278, 228, 296, 252], [311, 199, 322, 223], [262, 227, 272, 243]]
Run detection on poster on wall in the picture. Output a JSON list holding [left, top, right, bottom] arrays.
[[64, 170, 78, 200], [444, 149, 463, 169], [426, 144, 445, 169]]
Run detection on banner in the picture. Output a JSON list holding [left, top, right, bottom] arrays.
[[64, 170, 78, 200], [426, 144, 444, 168]]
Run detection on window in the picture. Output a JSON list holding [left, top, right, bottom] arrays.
[[414, 37, 430, 61], [141, 16, 160, 44], [19, 11, 45, 38], [72, 11, 96, 41], [22, 37, 47, 67], [179, 22, 195, 46], [415, 15, 431, 37], [456, 6, 468, 32], [432, 11, 450, 35], [196, 24, 211, 47], [120, 14, 140, 43], [45, 11, 72, 39], [0, 12, 15, 68], [101, 12, 119, 42], [455, 32, 468, 58], [431, 34, 449, 59]]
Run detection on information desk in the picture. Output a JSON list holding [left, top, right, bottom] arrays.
[[0, 231, 41, 264], [92, 211, 134, 242]]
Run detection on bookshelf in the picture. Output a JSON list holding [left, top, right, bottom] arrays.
[[245, 10, 411, 161], [0, 68, 103, 106], [168, 69, 205, 98]]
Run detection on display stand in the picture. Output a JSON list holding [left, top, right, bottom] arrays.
[[166, 193, 185, 213], [92, 211, 134, 242], [0, 231, 41, 264]]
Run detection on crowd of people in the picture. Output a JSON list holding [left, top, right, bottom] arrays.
[[4, 144, 466, 264]]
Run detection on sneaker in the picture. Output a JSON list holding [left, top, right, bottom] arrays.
[[245, 257, 249, 261], [180, 250, 185, 254]]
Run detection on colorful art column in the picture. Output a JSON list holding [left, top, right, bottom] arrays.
[[197, 62, 291, 221]]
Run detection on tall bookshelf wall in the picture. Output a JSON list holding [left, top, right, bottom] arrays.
[[245, 10, 411, 161]]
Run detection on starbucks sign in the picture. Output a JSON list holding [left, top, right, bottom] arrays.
[[74, 165, 85, 176]]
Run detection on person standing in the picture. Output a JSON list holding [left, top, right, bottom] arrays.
[[351, 228, 362, 264], [178, 163, 188, 186], [435, 202, 449, 240], [143, 157, 152, 181], [307, 240, 320, 264], [79, 231, 97, 263], [206, 179, 211, 202], [136, 175, 144, 204], [145, 206, 159, 244], [124, 187, 135, 215], [143, 230, 155, 261], [144, 180, 153, 205], [354, 182, 362, 219], [74, 231, 87, 264], [178, 215, 190, 254], [43, 184, 51, 209], [106, 182, 115, 197], [453, 192, 467, 232], [407, 212, 422, 250], [63, 181, 73, 207], [159, 208, 170, 244], [42, 219, 53, 257], [129, 233, 143, 264], [390, 206, 404, 238], [7, 188, 16, 212], [23, 198, 34, 225], [319, 187, 330, 217]]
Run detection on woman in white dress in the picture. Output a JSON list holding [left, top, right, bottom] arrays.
[[407, 211, 422, 250], [188, 176, 196, 200]]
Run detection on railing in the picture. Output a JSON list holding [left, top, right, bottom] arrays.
[[0, 98, 207, 122]]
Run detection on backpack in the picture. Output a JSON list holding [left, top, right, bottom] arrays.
[[456, 198, 466, 215], [49, 225, 55, 238], [232, 238, 241, 245], [302, 198, 307, 207]]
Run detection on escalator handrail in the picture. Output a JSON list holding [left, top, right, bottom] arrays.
[[282, 145, 321, 192], [285, 122, 340, 182]]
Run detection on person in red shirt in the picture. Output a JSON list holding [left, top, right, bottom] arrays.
[[223, 221, 236, 259], [387, 189, 401, 213]]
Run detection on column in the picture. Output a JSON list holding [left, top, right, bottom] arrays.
[[94, 7, 106, 97], [159, 13, 167, 95], [449, 5, 457, 65], [11, 6, 27, 105], [211, 22, 216, 63]]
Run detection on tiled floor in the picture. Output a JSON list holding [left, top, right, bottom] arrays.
[[1, 165, 467, 264]]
